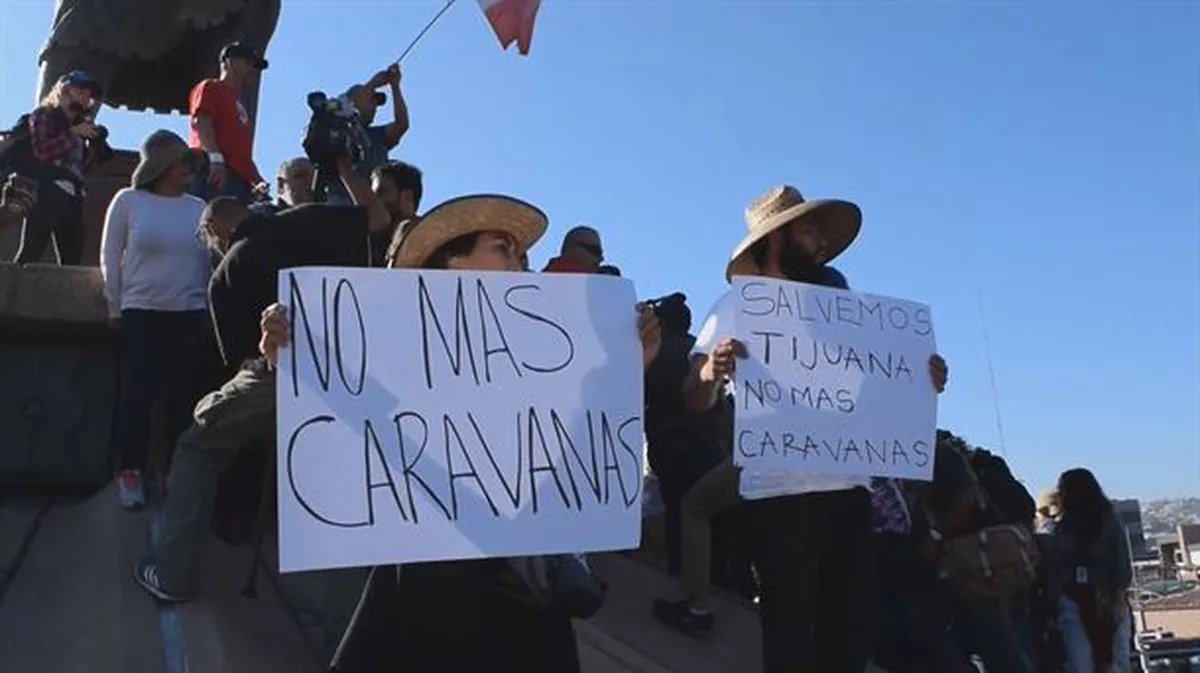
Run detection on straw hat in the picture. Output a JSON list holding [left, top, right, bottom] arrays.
[[131, 130, 206, 189], [726, 185, 862, 282], [393, 194, 548, 269]]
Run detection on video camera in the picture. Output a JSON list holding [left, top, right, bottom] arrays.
[[83, 119, 114, 165], [301, 91, 370, 200]]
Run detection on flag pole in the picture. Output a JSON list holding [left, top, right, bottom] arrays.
[[977, 289, 1009, 457], [394, 0, 460, 64]]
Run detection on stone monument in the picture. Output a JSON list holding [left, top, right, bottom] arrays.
[[0, 0, 282, 487]]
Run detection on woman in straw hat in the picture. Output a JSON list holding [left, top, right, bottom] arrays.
[[257, 193, 661, 673], [100, 129, 211, 510], [672, 185, 949, 671]]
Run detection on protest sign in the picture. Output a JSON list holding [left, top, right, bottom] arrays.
[[276, 267, 645, 573], [731, 277, 938, 496]]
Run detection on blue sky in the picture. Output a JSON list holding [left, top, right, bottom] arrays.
[[2, 2, 1196, 500]]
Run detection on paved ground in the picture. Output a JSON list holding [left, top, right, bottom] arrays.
[[0, 483, 765, 672]]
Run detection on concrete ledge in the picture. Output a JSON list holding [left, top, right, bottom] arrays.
[[0, 262, 108, 325]]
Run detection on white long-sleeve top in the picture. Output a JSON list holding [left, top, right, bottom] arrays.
[[100, 188, 211, 318]]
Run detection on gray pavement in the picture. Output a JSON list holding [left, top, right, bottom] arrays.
[[0, 482, 768, 672]]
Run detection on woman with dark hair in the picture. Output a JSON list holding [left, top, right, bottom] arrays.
[[100, 129, 211, 509], [1049, 468, 1133, 673], [257, 193, 662, 673]]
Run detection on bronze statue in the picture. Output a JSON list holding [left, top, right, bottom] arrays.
[[37, 0, 282, 126]]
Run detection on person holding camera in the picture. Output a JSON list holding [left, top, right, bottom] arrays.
[[188, 42, 271, 204], [0, 70, 101, 265], [323, 64, 410, 207]]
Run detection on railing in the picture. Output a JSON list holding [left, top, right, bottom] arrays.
[[1138, 636, 1200, 672]]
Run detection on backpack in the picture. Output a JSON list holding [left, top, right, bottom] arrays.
[[0, 114, 33, 176], [937, 523, 1041, 599], [968, 448, 1036, 527]]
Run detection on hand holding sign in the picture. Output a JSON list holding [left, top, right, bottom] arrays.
[[929, 354, 949, 393], [637, 303, 662, 369], [702, 338, 747, 382], [259, 302, 290, 367]]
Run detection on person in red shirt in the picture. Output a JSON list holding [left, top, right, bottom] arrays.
[[542, 225, 604, 273], [188, 42, 269, 204]]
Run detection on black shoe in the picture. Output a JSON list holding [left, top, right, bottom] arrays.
[[652, 598, 714, 638], [132, 558, 191, 603]]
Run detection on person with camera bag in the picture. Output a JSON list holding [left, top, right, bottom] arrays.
[[188, 42, 270, 204], [322, 64, 410, 207], [1, 70, 101, 265]]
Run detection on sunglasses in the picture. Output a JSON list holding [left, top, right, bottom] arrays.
[[575, 242, 603, 258]]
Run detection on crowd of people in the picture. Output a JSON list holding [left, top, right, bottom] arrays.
[[0, 41, 1141, 673]]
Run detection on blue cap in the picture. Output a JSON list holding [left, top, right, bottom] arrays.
[[56, 70, 102, 99]]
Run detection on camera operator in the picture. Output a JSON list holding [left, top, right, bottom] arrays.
[[323, 64, 410, 207], [0, 70, 101, 265]]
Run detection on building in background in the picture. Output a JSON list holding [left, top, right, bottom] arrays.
[[1178, 524, 1200, 578], [1114, 499, 1152, 560]]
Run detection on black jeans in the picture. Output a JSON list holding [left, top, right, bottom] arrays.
[[115, 309, 208, 472], [744, 487, 874, 673], [13, 174, 84, 265]]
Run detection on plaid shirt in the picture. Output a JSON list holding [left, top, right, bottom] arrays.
[[871, 477, 912, 534], [28, 106, 79, 166]]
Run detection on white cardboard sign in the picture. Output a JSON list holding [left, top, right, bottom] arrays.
[[731, 277, 938, 495], [276, 267, 645, 573]]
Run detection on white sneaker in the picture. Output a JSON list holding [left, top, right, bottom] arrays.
[[118, 470, 146, 510]]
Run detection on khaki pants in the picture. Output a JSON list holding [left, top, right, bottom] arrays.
[[155, 367, 276, 594], [678, 458, 741, 607]]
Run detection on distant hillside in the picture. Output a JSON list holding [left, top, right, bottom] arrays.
[[1141, 498, 1200, 538]]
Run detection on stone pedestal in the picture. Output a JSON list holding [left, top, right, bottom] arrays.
[[0, 151, 136, 486]]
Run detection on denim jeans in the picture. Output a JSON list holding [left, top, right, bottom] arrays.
[[1059, 596, 1132, 673]]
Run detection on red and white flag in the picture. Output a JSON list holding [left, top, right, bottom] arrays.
[[478, 0, 541, 55]]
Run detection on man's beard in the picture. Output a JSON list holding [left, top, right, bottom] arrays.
[[779, 235, 824, 283]]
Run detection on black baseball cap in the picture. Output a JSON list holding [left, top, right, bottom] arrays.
[[220, 42, 268, 70]]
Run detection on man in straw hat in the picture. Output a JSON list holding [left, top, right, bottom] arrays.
[[254, 193, 662, 673], [134, 154, 406, 604], [656, 185, 949, 670]]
